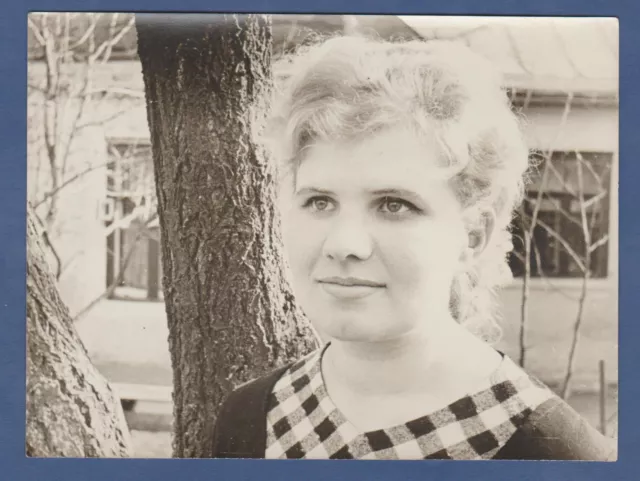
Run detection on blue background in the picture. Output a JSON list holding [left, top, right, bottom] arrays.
[[1, 1, 637, 479]]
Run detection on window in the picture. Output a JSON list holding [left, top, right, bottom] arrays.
[[508, 151, 613, 279], [104, 140, 163, 300]]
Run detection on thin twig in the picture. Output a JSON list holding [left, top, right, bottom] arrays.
[[69, 13, 102, 50], [72, 213, 158, 321], [59, 62, 92, 180], [41, 15, 59, 228], [100, 13, 120, 64], [27, 82, 47, 94], [544, 156, 578, 196], [519, 157, 551, 367], [503, 24, 534, 76], [561, 272, 589, 400], [576, 150, 610, 194], [34, 161, 112, 208], [577, 155, 592, 247], [589, 234, 610, 254], [518, 92, 575, 367], [75, 107, 136, 130], [534, 192, 583, 230], [530, 217, 586, 273], [561, 152, 594, 400], [28, 16, 46, 46], [550, 20, 586, 78], [77, 87, 145, 99], [89, 16, 135, 64], [102, 204, 156, 239]]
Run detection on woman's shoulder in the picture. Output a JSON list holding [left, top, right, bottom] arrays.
[[211, 350, 320, 458], [231, 348, 321, 395], [493, 388, 617, 461], [486, 356, 616, 461]]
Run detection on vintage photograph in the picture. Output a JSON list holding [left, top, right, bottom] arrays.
[[26, 13, 618, 460]]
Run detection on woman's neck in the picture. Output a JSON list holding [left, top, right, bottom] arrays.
[[322, 319, 501, 399]]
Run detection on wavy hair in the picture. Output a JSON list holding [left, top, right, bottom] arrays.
[[258, 35, 530, 344]]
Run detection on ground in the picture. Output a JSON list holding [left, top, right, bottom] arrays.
[[75, 298, 618, 458], [131, 430, 172, 458]]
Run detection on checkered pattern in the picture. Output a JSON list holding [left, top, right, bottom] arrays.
[[265, 347, 554, 460]]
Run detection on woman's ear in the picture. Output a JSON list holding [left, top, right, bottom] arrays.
[[467, 209, 496, 259]]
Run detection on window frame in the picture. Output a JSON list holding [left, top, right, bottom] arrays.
[[506, 150, 614, 284]]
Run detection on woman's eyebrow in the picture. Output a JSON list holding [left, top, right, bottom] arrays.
[[370, 188, 422, 198], [295, 186, 334, 196]]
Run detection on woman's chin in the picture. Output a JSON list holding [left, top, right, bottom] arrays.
[[317, 319, 404, 344]]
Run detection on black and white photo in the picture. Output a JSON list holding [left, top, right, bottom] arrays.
[[26, 13, 618, 460]]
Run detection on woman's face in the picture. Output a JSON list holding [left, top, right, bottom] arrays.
[[279, 127, 470, 343]]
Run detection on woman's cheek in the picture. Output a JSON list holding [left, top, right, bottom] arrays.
[[283, 212, 322, 274], [388, 222, 463, 283]]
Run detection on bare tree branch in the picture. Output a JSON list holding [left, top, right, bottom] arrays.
[[27, 82, 47, 96], [69, 13, 102, 50], [518, 153, 551, 369], [526, 162, 550, 238], [89, 16, 135, 64], [576, 154, 592, 248], [34, 161, 112, 208], [102, 201, 157, 240], [561, 273, 589, 400], [59, 63, 93, 181], [581, 190, 608, 211], [75, 107, 136, 131], [551, 20, 586, 78], [589, 234, 610, 254], [538, 192, 582, 230], [54, 12, 63, 37], [518, 217, 530, 367], [504, 24, 534, 76], [28, 16, 46, 46], [577, 150, 610, 192], [78, 87, 145, 99], [72, 214, 158, 321], [518, 93, 581, 369], [544, 156, 578, 196], [530, 216, 587, 273], [531, 235, 545, 278], [41, 16, 60, 228], [100, 13, 120, 64], [511, 249, 525, 264], [62, 13, 71, 57]]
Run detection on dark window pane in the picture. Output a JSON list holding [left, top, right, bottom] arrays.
[[508, 151, 612, 279]]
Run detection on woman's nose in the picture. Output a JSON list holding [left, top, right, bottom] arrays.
[[321, 217, 373, 262]]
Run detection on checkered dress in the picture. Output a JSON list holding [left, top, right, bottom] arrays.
[[265, 346, 555, 460]]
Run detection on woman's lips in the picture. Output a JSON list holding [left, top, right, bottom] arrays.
[[316, 277, 385, 300]]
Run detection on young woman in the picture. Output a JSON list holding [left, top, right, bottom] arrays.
[[211, 36, 616, 460]]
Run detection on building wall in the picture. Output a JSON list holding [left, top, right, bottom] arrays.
[[54, 127, 110, 317]]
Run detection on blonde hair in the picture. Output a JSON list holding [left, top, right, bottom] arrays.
[[259, 35, 530, 344]]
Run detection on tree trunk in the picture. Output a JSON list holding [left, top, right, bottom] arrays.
[[136, 13, 318, 458], [26, 206, 132, 457]]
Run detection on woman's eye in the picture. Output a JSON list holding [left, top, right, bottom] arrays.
[[303, 196, 334, 212], [379, 197, 413, 214]]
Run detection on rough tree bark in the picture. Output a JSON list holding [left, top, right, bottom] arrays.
[[26, 206, 132, 457], [136, 14, 318, 458]]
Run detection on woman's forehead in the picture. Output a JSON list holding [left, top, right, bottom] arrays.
[[295, 127, 451, 189]]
